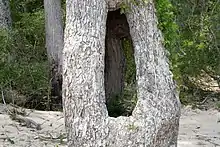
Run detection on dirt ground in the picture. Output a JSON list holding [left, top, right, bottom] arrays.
[[0, 104, 220, 147], [178, 106, 220, 147]]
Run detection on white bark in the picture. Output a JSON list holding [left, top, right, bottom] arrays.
[[63, 0, 181, 146], [44, 0, 64, 105], [0, 0, 11, 29], [107, 0, 123, 11], [44, 0, 63, 64]]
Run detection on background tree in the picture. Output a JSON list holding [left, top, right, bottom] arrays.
[[104, 9, 136, 115], [170, 0, 220, 104], [0, 0, 12, 29], [0, 0, 48, 109], [44, 0, 64, 109], [62, 0, 181, 146], [0, 0, 219, 116], [105, 10, 127, 103]]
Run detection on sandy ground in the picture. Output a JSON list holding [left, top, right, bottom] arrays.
[[178, 106, 220, 147], [0, 104, 220, 147]]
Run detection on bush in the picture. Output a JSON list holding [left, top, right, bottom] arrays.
[[0, 10, 50, 109]]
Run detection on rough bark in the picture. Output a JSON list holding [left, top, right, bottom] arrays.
[[44, 0, 64, 109], [63, 0, 181, 146], [0, 0, 12, 29], [107, 0, 123, 11]]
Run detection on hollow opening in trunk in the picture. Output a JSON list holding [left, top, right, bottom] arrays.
[[104, 9, 137, 117]]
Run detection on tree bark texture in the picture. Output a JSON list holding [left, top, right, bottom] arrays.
[[44, 0, 64, 108], [63, 0, 181, 146], [0, 0, 12, 29]]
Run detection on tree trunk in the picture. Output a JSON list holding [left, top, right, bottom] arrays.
[[105, 34, 125, 102], [63, 0, 181, 146], [105, 10, 130, 102], [44, 0, 63, 109], [0, 0, 12, 29]]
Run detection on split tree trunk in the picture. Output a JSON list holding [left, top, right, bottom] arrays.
[[44, 0, 64, 109], [0, 0, 12, 29], [63, 0, 181, 146]]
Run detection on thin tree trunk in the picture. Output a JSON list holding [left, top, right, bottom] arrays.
[[0, 0, 12, 29], [105, 9, 131, 103], [105, 35, 125, 102], [44, 0, 63, 109], [63, 0, 181, 146]]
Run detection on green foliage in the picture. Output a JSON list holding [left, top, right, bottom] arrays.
[[127, 123, 138, 131], [107, 38, 137, 117], [0, 29, 49, 107], [216, 102, 220, 109], [0, 29, 12, 63], [174, 0, 220, 75], [118, 0, 220, 108], [155, 0, 220, 104], [154, 0, 182, 83], [107, 84, 137, 117], [120, 0, 149, 14], [1, 0, 67, 110], [122, 39, 136, 85], [1, 0, 219, 110], [0, 2, 49, 108], [155, 0, 179, 51]]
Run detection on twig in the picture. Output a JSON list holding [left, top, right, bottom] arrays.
[[1, 88, 12, 114], [36, 133, 67, 141], [55, 124, 63, 130], [198, 96, 209, 105], [196, 134, 220, 146], [10, 114, 42, 130]]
